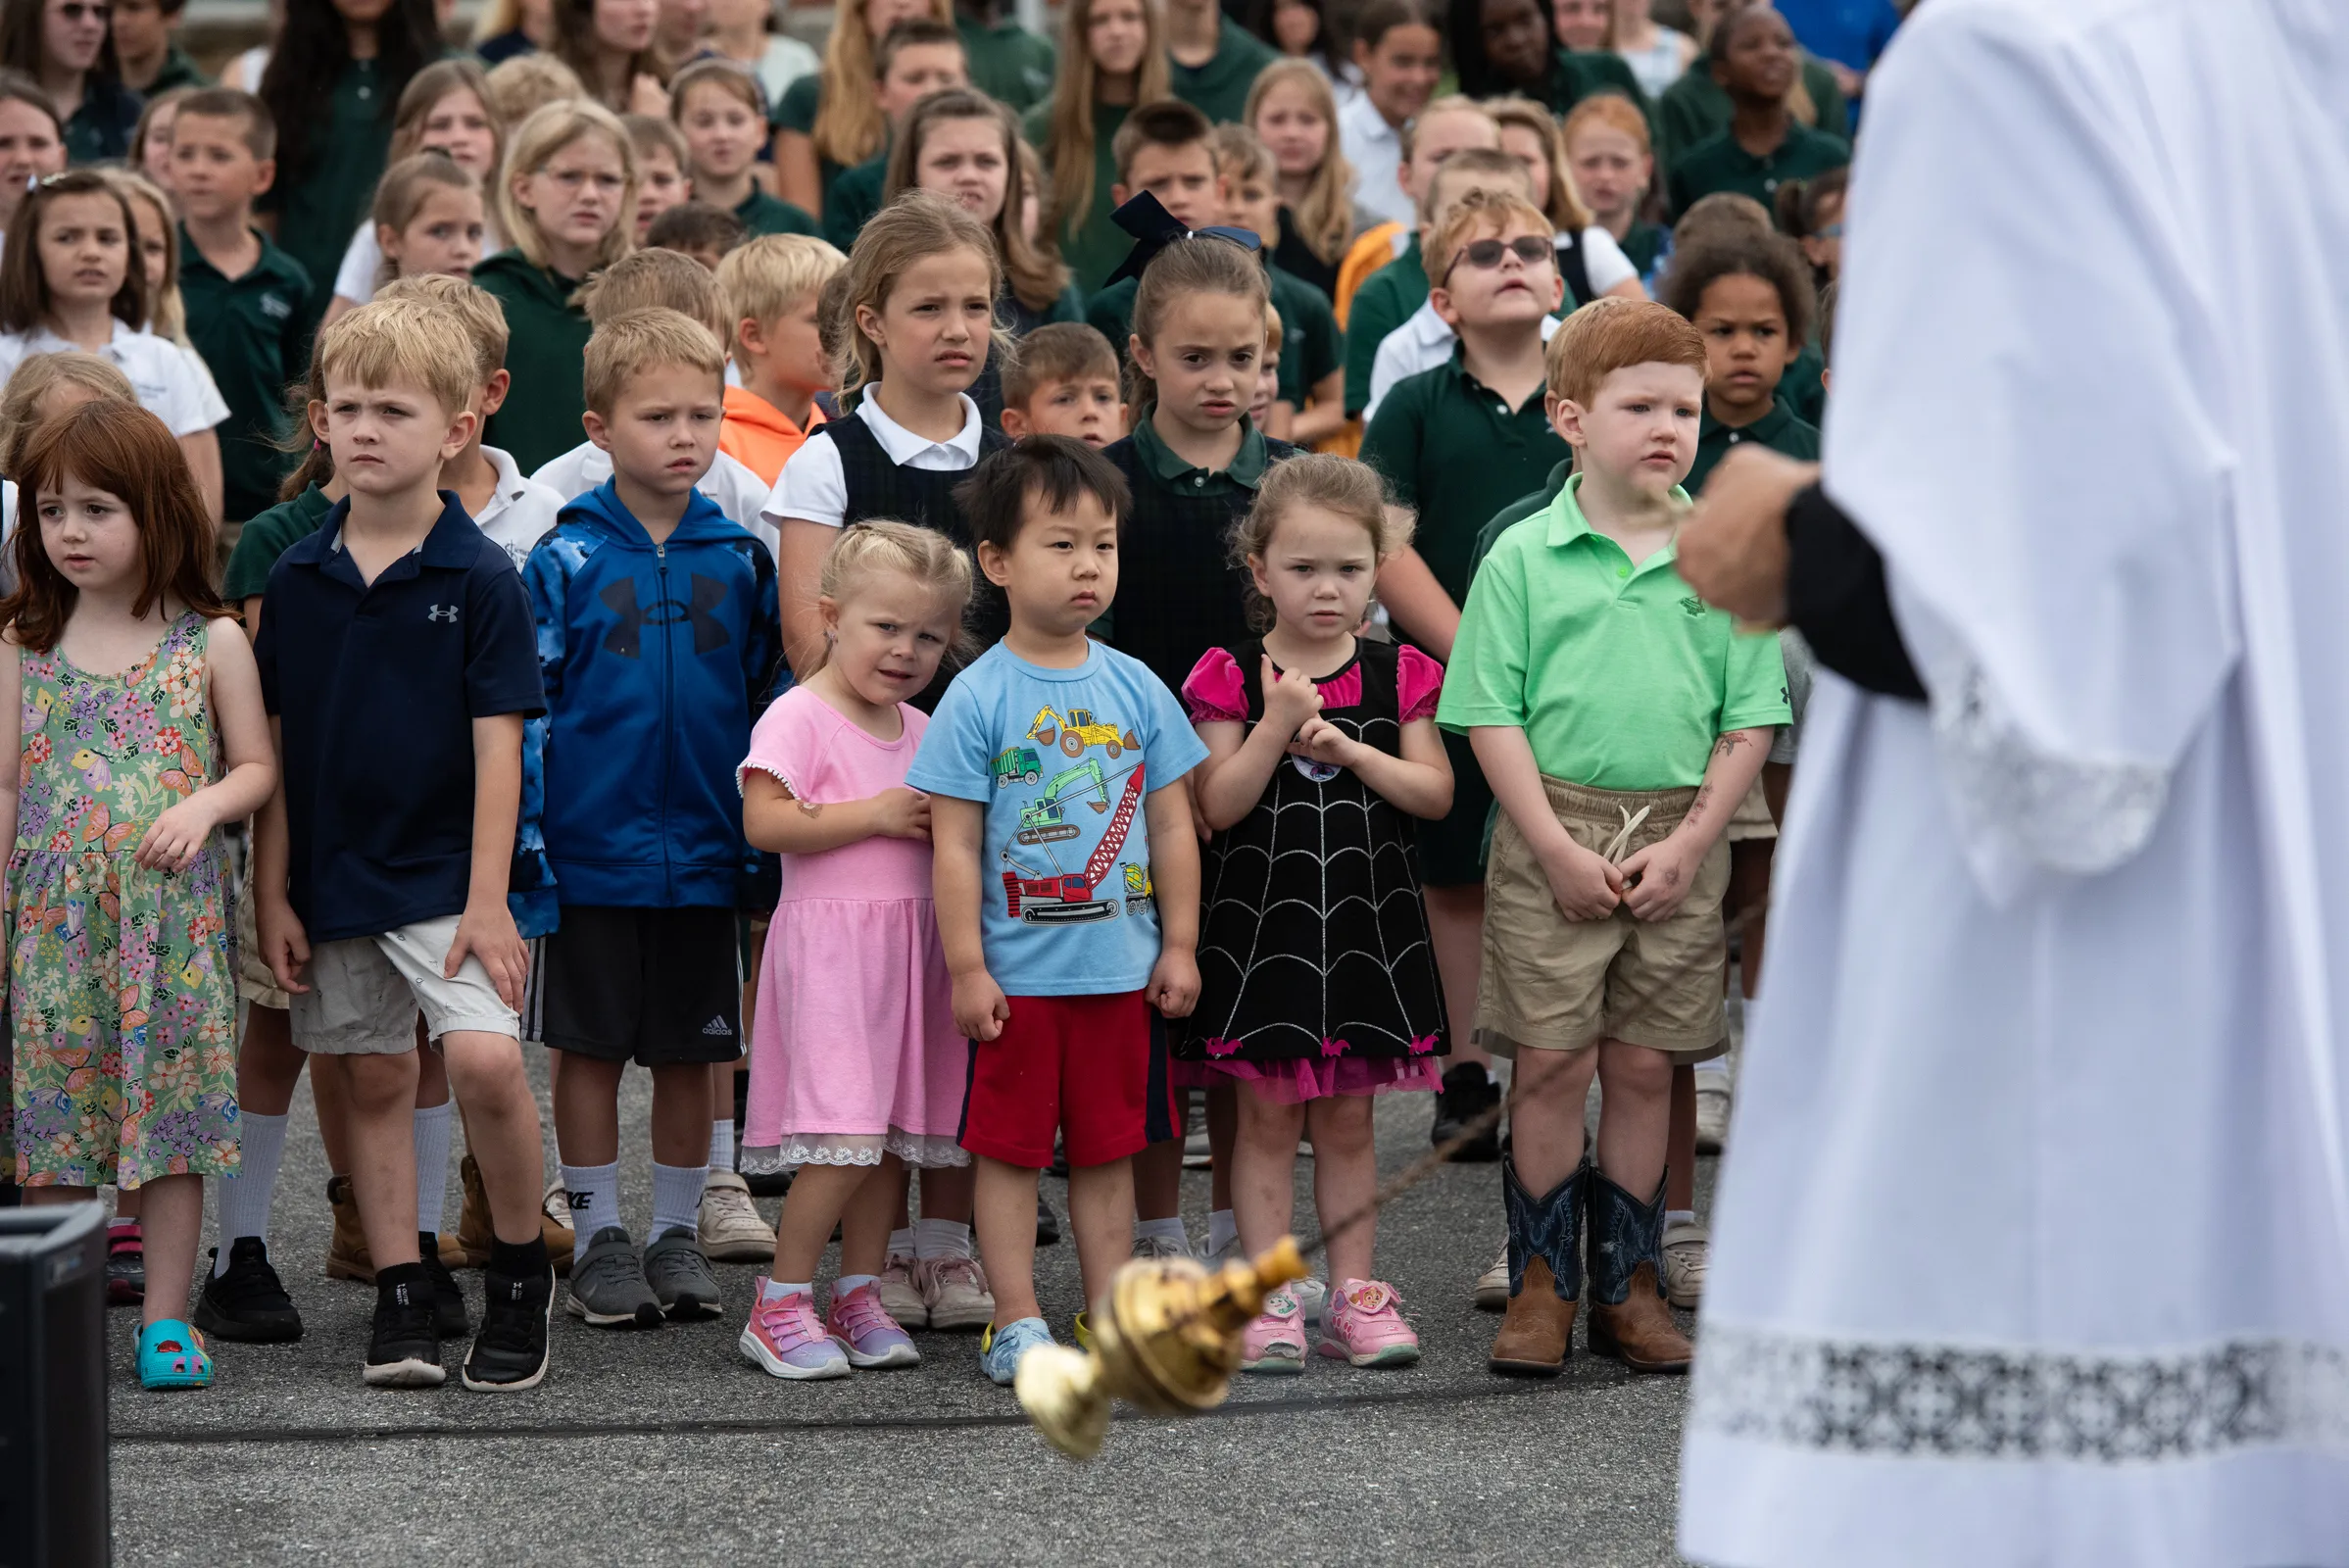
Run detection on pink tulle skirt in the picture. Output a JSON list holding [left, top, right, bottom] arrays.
[[1171, 1055, 1444, 1104]]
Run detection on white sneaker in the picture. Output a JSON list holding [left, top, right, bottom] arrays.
[[1662, 1218, 1708, 1308], [1288, 1275, 1328, 1327], [915, 1253, 995, 1331], [878, 1251, 927, 1328], [695, 1171, 775, 1261], [1474, 1244, 1510, 1311], [1181, 1128, 1213, 1169], [1131, 1229, 1193, 1261], [1695, 1079, 1733, 1153]]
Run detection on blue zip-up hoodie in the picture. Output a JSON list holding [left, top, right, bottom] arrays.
[[524, 479, 782, 907]]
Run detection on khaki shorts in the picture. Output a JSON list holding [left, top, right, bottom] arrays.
[[289, 914, 520, 1055], [1477, 776, 1730, 1061], [235, 878, 289, 1010], [1723, 777, 1778, 843]]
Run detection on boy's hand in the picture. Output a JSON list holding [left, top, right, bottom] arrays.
[[134, 795, 219, 873], [1146, 946, 1200, 1020], [870, 787, 933, 841], [1619, 832, 1705, 923], [954, 967, 1010, 1042], [1259, 655, 1322, 738], [447, 899, 530, 1010], [1288, 716, 1362, 770], [1538, 836, 1624, 922], [257, 897, 312, 994]]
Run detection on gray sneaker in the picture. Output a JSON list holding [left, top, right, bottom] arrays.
[[564, 1226, 662, 1329], [643, 1229, 722, 1320]]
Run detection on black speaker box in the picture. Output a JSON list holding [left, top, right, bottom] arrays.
[[0, 1201, 109, 1568]]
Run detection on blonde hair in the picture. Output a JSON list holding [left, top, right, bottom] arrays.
[[583, 306, 726, 415], [103, 169, 186, 344], [579, 245, 730, 338], [1427, 188, 1556, 291], [809, 516, 975, 673], [1487, 96, 1592, 234], [716, 233, 846, 356], [377, 272, 508, 386], [390, 59, 508, 175], [484, 52, 587, 126], [624, 111, 689, 175], [811, 0, 954, 172], [318, 296, 482, 417], [836, 191, 1003, 410], [498, 100, 637, 273], [1244, 60, 1355, 270], [1230, 454, 1410, 628], [1039, 0, 1172, 246], [1209, 121, 1271, 185], [370, 152, 485, 289], [1397, 94, 1496, 161], [1261, 299, 1283, 360], [0, 350, 136, 474], [885, 88, 1068, 316]]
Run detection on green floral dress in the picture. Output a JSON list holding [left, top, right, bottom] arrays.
[[7, 612, 239, 1188]]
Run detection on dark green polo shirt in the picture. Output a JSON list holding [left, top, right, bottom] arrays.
[[1537, 49, 1657, 141], [1667, 121, 1850, 220], [63, 76, 141, 165], [1786, 341, 1827, 427], [958, 12, 1056, 113], [821, 151, 889, 250], [1168, 18, 1280, 126], [139, 43, 212, 94], [773, 74, 862, 218], [1469, 458, 1573, 586], [1360, 349, 1570, 605], [1619, 220, 1667, 282], [1028, 100, 1128, 295], [224, 482, 335, 603], [178, 225, 313, 522], [472, 249, 590, 474], [1686, 395, 1819, 494], [1342, 236, 1426, 416], [265, 58, 396, 333], [737, 186, 819, 237], [1657, 56, 1848, 168], [1131, 403, 1272, 488], [1085, 266, 1340, 411]]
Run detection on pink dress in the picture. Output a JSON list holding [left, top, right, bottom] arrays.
[[738, 686, 968, 1174]]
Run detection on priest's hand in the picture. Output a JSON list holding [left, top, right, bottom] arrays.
[[1677, 447, 1819, 625]]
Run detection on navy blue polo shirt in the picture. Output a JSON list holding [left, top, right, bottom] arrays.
[[255, 494, 546, 944]]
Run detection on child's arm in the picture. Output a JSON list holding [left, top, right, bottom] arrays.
[[1263, 400, 1297, 442], [1286, 370, 1349, 446], [1142, 783, 1201, 1019], [1293, 710, 1453, 819], [777, 517, 834, 679], [1618, 726, 1773, 923], [179, 429, 223, 525], [134, 619, 278, 872], [445, 711, 531, 1007], [1376, 545, 1461, 662], [1189, 653, 1325, 831], [252, 716, 311, 993], [931, 794, 1008, 1042], [743, 770, 931, 854], [1472, 724, 1624, 920]]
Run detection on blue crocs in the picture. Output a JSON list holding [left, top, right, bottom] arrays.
[[980, 1315, 1053, 1386], [138, 1319, 213, 1391]]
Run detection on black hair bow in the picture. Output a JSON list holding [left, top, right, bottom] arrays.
[[1102, 191, 1263, 287]]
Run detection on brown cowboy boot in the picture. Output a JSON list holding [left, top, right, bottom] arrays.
[[324, 1174, 373, 1283], [1487, 1155, 1589, 1377], [1584, 1165, 1693, 1374]]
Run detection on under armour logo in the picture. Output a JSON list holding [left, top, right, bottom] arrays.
[[426, 605, 460, 623], [597, 574, 733, 659]]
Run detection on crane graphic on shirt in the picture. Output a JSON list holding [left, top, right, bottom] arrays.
[[1000, 756, 1148, 924]]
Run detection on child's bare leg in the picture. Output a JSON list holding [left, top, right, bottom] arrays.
[[114, 1186, 141, 1221], [441, 1032, 544, 1244], [918, 1160, 972, 1225], [648, 1061, 712, 1169], [133, 1173, 202, 1328], [237, 1004, 305, 1117], [1509, 1045, 1600, 1192], [1593, 1042, 1671, 1196], [772, 1164, 868, 1282], [1424, 884, 1492, 1076], [1729, 838, 1775, 998], [416, 1031, 450, 1107], [973, 1155, 1041, 1326], [1131, 1132, 1183, 1223], [310, 1051, 351, 1175], [343, 1050, 422, 1267], [1205, 1082, 1237, 1213], [1668, 1065, 1697, 1212], [1231, 1085, 1303, 1256], [552, 1054, 624, 1165], [838, 1153, 905, 1278], [1305, 1095, 1378, 1286], [1066, 1155, 1135, 1307]]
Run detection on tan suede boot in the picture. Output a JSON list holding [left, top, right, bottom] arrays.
[[461, 1153, 577, 1277], [1486, 1154, 1589, 1377], [324, 1175, 373, 1283], [1488, 1256, 1576, 1375]]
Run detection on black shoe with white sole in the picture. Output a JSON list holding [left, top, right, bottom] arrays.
[[463, 1262, 554, 1391], [418, 1232, 468, 1339], [193, 1237, 303, 1343], [365, 1265, 446, 1388]]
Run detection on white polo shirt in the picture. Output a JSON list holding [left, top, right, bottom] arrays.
[[1363, 300, 1565, 421], [530, 440, 780, 562], [1340, 93, 1412, 230], [0, 320, 228, 437], [468, 445, 568, 571], [761, 388, 987, 530]]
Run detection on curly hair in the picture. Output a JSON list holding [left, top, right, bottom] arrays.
[[1659, 226, 1816, 348]]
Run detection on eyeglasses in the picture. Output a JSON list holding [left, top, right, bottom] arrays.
[[1440, 234, 1551, 285], [58, 3, 110, 22]]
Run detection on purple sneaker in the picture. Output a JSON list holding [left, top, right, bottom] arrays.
[[739, 1280, 851, 1381], [825, 1282, 920, 1369]]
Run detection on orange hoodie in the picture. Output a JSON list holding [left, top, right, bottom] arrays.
[[719, 384, 826, 487]]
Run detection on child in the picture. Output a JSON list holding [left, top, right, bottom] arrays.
[[365, 153, 493, 289], [0, 76, 66, 235], [1655, 0, 1845, 171], [104, 170, 232, 493], [0, 350, 134, 593], [816, 20, 971, 252], [628, 112, 694, 243], [951, 0, 1055, 113], [706, 0, 818, 113], [0, 170, 226, 520], [736, 519, 973, 1379], [1661, 225, 1819, 493], [253, 296, 557, 1392], [1025, 0, 1172, 291], [1334, 0, 1442, 233], [1777, 166, 1845, 289], [1355, 146, 1538, 421], [773, 0, 954, 220], [324, 59, 507, 321], [1437, 296, 1786, 1377], [169, 89, 316, 534], [1565, 94, 1669, 289], [715, 232, 845, 486], [1665, 5, 1849, 220], [130, 84, 191, 187], [1243, 59, 1355, 303], [550, 0, 667, 116], [646, 201, 751, 270], [670, 59, 820, 239], [1000, 320, 1123, 447], [1249, 301, 1283, 438], [1183, 454, 1451, 1371], [1161, 0, 1278, 128], [524, 306, 782, 1329], [484, 51, 588, 130], [477, 99, 638, 474], [907, 436, 1205, 1384], [1446, 0, 1654, 123], [0, 0, 139, 161], [1489, 97, 1643, 310], [1208, 123, 1346, 447], [2, 400, 270, 1390], [113, 0, 208, 97], [1613, 0, 1696, 99]]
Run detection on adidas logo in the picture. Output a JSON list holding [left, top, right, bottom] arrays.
[[701, 1016, 732, 1037]]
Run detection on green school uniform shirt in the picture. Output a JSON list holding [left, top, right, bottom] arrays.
[[773, 74, 866, 218], [472, 249, 590, 474], [1531, 49, 1658, 142], [223, 483, 335, 603], [1027, 100, 1129, 294], [265, 58, 395, 333], [140, 43, 213, 94], [1667, 121, 1851, 221], [1084, 266, 1340, 411], [1342, 237, 1426, 416], [1470, 458, 1572, 582], [821, 151, 890, 250], [62, 76, 141, 166], [177, 225, 313, 522], [958, 12, 1056, 113], [1438, 471, 1789, 790], [736, 186, 819, 237], [1657, 56, 1849, 169], [1686, 395, 1821, 494], [1168, 18, 1281, 126], [1786, 341, 1828, 427], [1619, 220, 1667, 282]]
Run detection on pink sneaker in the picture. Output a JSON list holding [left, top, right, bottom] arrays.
[[1318, 1279, 1421, 1368], [739, 1280, 850, 1380], [826, 1282, 920, 1368], [1239, 1287, 1307, 1374]]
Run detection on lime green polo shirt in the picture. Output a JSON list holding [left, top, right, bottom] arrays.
[[177, 225, 313, 521], [224, 483, 335, 603], [737, 187, 818, 237], [1686, 394, 1820, 494], [958, 12, 1056, 113], [1657, 57, 1848, 168], [1343, 237, 1425, 416], [1168, 18, 1280, 126], [1438, 472, 1788, 789], [1029, 100, 1128, 294], [1667, 121, 1851, 222]]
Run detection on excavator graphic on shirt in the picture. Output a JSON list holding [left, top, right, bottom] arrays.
[[1000, 757, 1149, 924]]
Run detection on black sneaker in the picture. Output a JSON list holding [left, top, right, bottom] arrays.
[[364, 1267, 447, 1388], [192, 1238, 303, 1343], [1431, 1063, 1502, 1161], [463, 1262, 553, 1392], [742, 1165, 794, 1199], [1036, 1195, 1061, 1247], [418, 1232, 469, 1339]]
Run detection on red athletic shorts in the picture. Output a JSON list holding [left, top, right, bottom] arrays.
[[957, 991, 1176, 1169]]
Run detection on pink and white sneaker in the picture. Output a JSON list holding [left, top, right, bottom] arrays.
[[826, 1282, 920, 1368], [739, 1280, 851, 1380], [1239, 1287, 1307, 1374], [1318, 1279, 1421, 1368]]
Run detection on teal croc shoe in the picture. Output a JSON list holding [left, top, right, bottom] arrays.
[[138, 1319, 214, 1390]]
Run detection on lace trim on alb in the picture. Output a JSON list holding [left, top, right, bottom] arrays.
[[738, 1129, 970, 1175], [1691, 1324, 2349, 1462]]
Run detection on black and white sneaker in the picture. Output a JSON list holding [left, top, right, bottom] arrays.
[[365, 1267, 447, 1388], [463, 1263, 553, 1392], [192, 1238, 303, 1343], [1431, 1063, 1502, 1162], [418, 1233, 469, 1339]]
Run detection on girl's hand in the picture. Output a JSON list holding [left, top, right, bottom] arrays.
[[133, 796, 217, 872], [258, 897, 312, 994], [447, 898, 530, 1010], [869, 787, 933, 841], [1259, 655, 1322, 738], [1619, 832, 1705, 923], [1146, 946, 1200, 1020], [1537, 835, 1624, 922], [953, 967, 1010, 1042], [1288, 716, 1361, 770]]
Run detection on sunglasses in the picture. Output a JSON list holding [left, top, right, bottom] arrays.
[[59, 3, 110, 21], [1440, 233, 1552, 285]]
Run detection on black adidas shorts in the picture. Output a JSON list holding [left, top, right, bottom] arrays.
[[538, 906, 744, 1065]]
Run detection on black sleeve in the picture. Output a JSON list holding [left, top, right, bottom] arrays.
[[1784, 483, 1927, 702]]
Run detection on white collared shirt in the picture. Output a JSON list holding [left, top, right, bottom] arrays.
[[1340, 93, 1411, 230], [760, 388, 986, 531], [469, 445, 568, 570], [1363, 300, 1565, 422], [530, 440, 780, 562], [0, 320, 228, 437]]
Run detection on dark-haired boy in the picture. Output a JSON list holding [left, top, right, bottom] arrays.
[[1162, 0, 1279, 126], [907, 437, 1206, 1389], [113, 0, 211, 94], [1002, 321, 1126, 447]]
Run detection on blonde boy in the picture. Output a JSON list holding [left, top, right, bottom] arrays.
[[713, 233, 844, 485], [1000, 321, 1125, 448]]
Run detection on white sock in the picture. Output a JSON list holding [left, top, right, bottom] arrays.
[[412, 1102, 454, 1235], [708, 1118, 736, 1174], [762, 1277, 811, 1302], [1666, 1208, 1699, 1230], [835, 1272, 878, 1298], [559, 1160, 621, 1262], [1206, 1207, 1239, 1257], [651, 1161, 708, 1240], [913, 1218, 972, 1260], [1693, 1056, 1732, 1082], [1135, 1215, 1189, 1249], [215, 1110, 289, 1274], [887, 1226, 916, 1260]]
